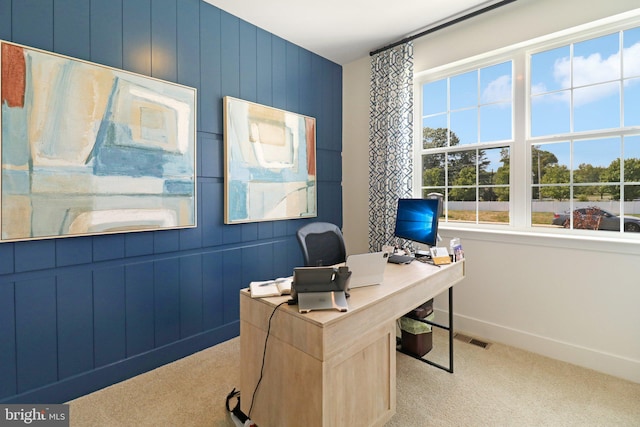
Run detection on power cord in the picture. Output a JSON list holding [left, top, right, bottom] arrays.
[[247, 300, 288, 419], [225, 388, 249, 424]]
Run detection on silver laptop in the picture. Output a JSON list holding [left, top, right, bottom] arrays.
[[298, 291, 348, 314], [346, 251, 388, 289]]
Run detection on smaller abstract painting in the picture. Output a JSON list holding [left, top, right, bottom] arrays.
[[0, 40, 197, 241], [223, 97, 317, 224]]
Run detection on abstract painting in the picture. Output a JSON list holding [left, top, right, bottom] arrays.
[[223, 96, 316, 224], [0, 41, 197, 241]]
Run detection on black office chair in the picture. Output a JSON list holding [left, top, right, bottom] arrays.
[[296, 222, 346, 267]]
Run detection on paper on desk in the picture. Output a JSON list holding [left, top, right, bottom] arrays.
[[249, 276, 292, 298]]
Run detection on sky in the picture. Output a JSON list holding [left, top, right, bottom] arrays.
[[530, 27, 640, 169]]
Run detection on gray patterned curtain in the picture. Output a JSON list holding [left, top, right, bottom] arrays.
[[368, 42, 414, 251]]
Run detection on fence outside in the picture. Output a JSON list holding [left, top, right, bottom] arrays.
[[448, 201, 640, 215]]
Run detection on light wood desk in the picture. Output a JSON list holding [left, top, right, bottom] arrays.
[[239, 259, 465, 427]]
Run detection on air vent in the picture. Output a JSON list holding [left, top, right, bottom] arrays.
[[454, 333, 491, 349]]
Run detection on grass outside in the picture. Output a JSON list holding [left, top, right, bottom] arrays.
[[446, 210, 510, 224]]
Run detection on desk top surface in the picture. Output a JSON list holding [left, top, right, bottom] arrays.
[[240, 259, 465, 327]]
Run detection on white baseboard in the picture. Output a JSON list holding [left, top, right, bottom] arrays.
[[434, 308, 640, 384]]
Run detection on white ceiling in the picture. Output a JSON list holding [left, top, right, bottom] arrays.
[[202, 0, 505, 65]]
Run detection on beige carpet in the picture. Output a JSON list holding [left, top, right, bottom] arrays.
[[68, 329, 640, 426]]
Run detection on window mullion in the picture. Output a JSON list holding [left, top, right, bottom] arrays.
[[513, 51, 528, 228]]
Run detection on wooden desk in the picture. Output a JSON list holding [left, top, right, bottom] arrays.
[[239, 260, 465, 427]]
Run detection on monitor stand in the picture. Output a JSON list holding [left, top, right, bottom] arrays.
[[297, 291, 349, 314]]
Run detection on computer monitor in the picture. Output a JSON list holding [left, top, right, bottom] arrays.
[[393, 198, 440, 247]]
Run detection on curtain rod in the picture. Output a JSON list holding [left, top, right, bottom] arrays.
[[369, 0, 518, 56]]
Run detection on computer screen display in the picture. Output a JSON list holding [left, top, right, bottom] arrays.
[[393, 198, 440, 247]]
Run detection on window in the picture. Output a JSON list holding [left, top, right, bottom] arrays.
[[530, 26, 640, 235], [419, 61, 512, 225], [416, 18, 640, 237]]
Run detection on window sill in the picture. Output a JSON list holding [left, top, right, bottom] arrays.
[[438, 223, 640, 256]]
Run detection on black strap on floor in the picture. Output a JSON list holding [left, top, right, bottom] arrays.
[[226, 388, 249, 423]]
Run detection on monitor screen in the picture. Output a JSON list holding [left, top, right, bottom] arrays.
[[393, 198, 440, 247]]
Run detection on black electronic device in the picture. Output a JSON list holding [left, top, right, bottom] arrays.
[[290, 266, 351, 302], [393, 198, 441, 248]]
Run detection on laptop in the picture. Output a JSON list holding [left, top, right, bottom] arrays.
[[346, 251, 388, 288]]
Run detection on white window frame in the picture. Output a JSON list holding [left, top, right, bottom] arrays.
[[414, 56, 515, 226], [413, 10, 640, 246]]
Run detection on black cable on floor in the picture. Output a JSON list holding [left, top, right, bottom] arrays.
[[247, 300, 288, 419]]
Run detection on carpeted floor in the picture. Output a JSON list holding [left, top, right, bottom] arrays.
[[68, 329, 640, 426]]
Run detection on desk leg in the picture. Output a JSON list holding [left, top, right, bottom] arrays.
[[397, 286, 454, 373]]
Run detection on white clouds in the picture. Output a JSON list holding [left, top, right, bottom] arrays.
[[573, 81, 618, 106], [532, 41, 640, 106], [531, 82, 547, 95], [481, 75, 512, 104]]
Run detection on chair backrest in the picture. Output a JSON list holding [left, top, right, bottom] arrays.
[[296, 222, 346, 267]]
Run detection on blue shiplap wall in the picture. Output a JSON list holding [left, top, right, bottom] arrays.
[[0, 0, 342, 403]]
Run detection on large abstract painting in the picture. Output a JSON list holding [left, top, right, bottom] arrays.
[[223, 97, 317, 224], [0, 41, 197, 241]]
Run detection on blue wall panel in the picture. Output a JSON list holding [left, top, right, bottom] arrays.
[[126, 263, 155, 356], [56, 237, 93, 267], [200, 134, 222, 178], [240, 245, 259, 286], [202, 252, 224, 329], [221, 11, 240, 101], [274, 239, 295, 274], [179, 190, 203, 250], [199, 3, 221, 135], [54, 0, 90, 60], [240, 21, 257, 102], [332, 66, 344, 153], [177, 0, 201, 89], [201, 181, 224, 247], [125, 232, 155, 257], [180, 255, 204, 337], [151, 0, 177, 81], [273, 221, 289, 238], [0, 244, 14, 275], [93, 266, 126, 368], [256, 28, 273, 106], [299, 49, 313, 117], [90, 0, 123, 68], [0, 0, 342, 404], [15, 277, 57, 393], [286, 43, 300, 113], [93, 234, 125, 261], [14, 240, 55, 273], [12, 0, 53, 51], [0, 282, 16, 399], [123, 0, 151, 75], [222, 249, 242, 323], [241, 223, 258, 243], [57, 271, 94, 379], [154, 258, 180, 346], [257, 222, 275, 240], [272, 36, 287, 110], [0, 0, 11, 40], [153, 229, 180, 254], [310, 55, 323, 129]]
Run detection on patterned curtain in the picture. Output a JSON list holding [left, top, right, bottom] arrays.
[[368, 42, 414, 251]]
